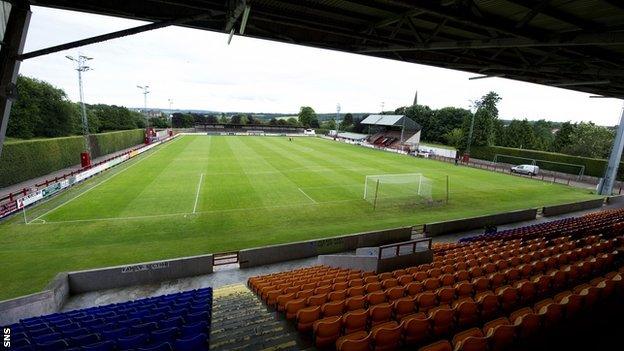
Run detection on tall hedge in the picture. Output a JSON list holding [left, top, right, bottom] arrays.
[[0, 129, 144, 188], [470, 145, 624, 180]]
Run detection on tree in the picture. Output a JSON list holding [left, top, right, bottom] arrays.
[[230, 114, 243, 124], [298, 106, 318, 127], [340, 113, 354, 130], [219, 114, 229, 124], [8, 75, 80, 138], [429, 107, 472, 143], [465, 91, 501, 147], [151, 116, 170, 128], [171, 113, 194, 128], [500, 119, 536, 149], [552, 122, 576, 152], [205, 115, 218, 124], [532, 119, 555, 151], [322, 119, 336, 130], [443, 128, 464, 148], [561, 122, 613, 158], [89, 104, 145, 131], [269, 117, 278, 125], [286, 117, 300, 126]]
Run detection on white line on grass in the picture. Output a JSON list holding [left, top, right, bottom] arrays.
[[298, 187, 317, 204], [29, 211, 191, 225], [193, 173, 205, 214], [29, 141, 170, 224], [35, 199, 359, 225]]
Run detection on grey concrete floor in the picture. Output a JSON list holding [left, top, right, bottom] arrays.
[[61, 201, 624, 312]]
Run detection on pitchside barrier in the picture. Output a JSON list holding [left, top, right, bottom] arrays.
[[0, 133, 179, 220], [238, 227, 413, 268], [424, 208, 539, 237], [541, 198, 605, 217], [0, 273, 69, 326]]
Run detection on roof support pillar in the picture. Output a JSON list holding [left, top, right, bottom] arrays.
[[599, 102, 624, 195], [0, 1, 31, 157]]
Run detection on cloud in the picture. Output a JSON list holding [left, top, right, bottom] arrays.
[[18, 6, 623, 125]]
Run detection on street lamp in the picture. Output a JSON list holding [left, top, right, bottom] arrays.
[[137, 85, 150, 125], [335, 103, 341, 135], [66, 54, 93, 163]]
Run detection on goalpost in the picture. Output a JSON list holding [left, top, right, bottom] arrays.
[[363, 173, 434, 208]]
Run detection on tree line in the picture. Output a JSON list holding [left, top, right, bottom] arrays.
[[8, 75, 615, 159], [7, 75, 148, 139]]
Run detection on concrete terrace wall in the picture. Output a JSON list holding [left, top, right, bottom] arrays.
[[607, 195, 624, 205], [542, 198, 605, 217], [68, 254, 214, 294], [424, 209, 538, 237], [0, 273, 69, 325], [238, 227, 412, 268]]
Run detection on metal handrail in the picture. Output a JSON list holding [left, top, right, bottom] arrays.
[[377, 238, 432, 260]]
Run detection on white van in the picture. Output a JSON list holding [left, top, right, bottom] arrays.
[[511, 164, 539, 176]]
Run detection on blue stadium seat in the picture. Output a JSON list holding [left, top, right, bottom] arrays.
[[180, 321, 208, 338], [130, 322, 158, 335], [69, 333, 100, 347], [82, 340, 115, 351], [8, 287, 212, 351], [174, 333, 208, 351], [36, 339, 69, 351], [160, 316, 184, 329], [101, 327, 127, 340], [117, 333, 149, 350], [62, 327, 88, 338], [137, 342, 174, 351], [32, 332, 62, 344], [150, 327, 179, 344]]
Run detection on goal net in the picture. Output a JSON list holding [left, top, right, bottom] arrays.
[[363, 173, 433, 207]]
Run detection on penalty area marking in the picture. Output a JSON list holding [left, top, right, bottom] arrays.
[[298, 187, 317, 204], [193, 173, 205, 214]]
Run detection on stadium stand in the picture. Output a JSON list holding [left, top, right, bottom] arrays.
[[4, 287, 212, 351], [248, 209, 624, 351]]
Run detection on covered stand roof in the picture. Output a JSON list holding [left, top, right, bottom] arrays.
[[27, 0, 624, 99], [361, 114, 421, 131]]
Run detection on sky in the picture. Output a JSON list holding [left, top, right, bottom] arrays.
[[17, 6, 624, 125]]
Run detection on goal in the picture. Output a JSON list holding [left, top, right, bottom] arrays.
[[363, 173, 433, 208]]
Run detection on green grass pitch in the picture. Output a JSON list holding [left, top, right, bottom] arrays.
[[0, 135, 597, 300]]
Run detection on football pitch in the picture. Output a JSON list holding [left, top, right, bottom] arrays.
[[0, 135, 597, 300]]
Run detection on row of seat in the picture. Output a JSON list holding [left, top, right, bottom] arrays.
[[459, 208, 624, 243], [280, 239, 616, 326], [306, 248, 618, 350], [418, 267, 624, 351], [331, 264, 623, 351], [254, 234, 613, 310], [5, 287, 213, 351]]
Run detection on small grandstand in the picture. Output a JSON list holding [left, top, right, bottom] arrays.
[[361, 115, 422, 151]]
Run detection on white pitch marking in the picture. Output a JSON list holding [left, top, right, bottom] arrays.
[[193, 173, 205, 214], [34, 199, 360, 225], [29, 141, 170, 223], [298, 187, 317, 204]]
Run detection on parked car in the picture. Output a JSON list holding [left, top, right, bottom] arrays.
[[511, 164, 539, 176]]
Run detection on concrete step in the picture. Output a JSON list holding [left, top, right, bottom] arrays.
[[209, 284, 313, 351]]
